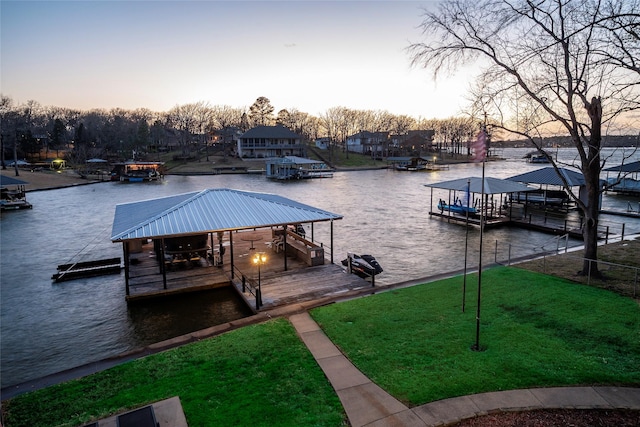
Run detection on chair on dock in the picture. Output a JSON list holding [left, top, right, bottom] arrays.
[[271, 235, 285, 253]]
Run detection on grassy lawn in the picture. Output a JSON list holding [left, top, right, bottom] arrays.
[[2, 320, 345, 427], [4, 267, 639, 426], [310, 267, 640, 406], [307, 146, 386, 169]]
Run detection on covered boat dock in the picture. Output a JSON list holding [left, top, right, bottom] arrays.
[[111, 188, 372, 308], [603, 160, 640, 196], [506, 166, 587, 211], [1, 175, 32, 211], [387, 156, 449, 171], [424, 177, 535, 228], [264, 156, 334, 180]]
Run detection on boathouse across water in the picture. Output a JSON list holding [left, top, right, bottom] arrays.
[[425, 176, 536, 227], [110, 188, 344, 302]]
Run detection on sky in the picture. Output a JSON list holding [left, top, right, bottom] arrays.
[[1, 0, 479, 119]]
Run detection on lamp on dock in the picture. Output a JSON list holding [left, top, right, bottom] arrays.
[[253, 252, 267, 308]]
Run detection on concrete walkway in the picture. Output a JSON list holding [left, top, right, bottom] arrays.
[[289, 312, 640, 427]]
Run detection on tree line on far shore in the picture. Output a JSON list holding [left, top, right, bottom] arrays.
[[0, 94, 488, 166]]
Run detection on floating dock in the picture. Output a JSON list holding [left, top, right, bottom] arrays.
[[52, 257, 122, 283]]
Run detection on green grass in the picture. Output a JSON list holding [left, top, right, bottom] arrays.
[[4, 267, 639, 426], [310, 267, 640, 406], [308, 146, 385, 168], [2, 319, 345, 427]]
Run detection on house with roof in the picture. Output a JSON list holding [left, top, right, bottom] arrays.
[[209, 126, 243, 149], [314, 137, 330, 150], [389, 130, 436, 156], [345, 131, 389, 156], [237, 125, 306, 158]]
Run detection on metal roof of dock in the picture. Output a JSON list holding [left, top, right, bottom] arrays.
[[603, 160, 640, 173], [111, 188, 343, 242], [506, 167, 585, 186], [425, 177, 535, 194]]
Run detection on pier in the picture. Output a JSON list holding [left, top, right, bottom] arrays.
[[126, 229, 373, 309]]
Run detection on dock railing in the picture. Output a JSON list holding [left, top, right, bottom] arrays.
[[230, 264, 262, 310]]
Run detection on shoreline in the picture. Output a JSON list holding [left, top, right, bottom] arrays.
[[1, 169, 105, 192], [0, 262, 521, 400], [3, 233, 639, 400], [1, 159, 472, 193]]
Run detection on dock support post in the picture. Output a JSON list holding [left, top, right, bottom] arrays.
[[229, 232, 235, 279], [621, 223, 625, 241], [283, 227, 288, 271], [123, 243, 130, 297], [160, 239, 167, 290], [330, 220, 335, 265]]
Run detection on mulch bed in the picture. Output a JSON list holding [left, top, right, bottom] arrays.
[[450, 408, 640, 426]]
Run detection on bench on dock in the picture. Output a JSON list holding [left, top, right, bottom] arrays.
[[282, 230, 324, 266]]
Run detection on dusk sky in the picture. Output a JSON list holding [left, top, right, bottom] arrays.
[[1, 1, 478, 118]]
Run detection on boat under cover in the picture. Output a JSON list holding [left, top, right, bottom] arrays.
[[437, 199, 477, 215]]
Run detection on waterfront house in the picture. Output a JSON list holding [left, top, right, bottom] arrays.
[[345, 131, 388, 156], [315, 137, 330, 150], [237, 125, 305, 159]]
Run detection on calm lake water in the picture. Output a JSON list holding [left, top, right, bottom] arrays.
[[2, 147, 639, 389]]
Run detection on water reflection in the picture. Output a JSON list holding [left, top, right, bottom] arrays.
[[126, 288, 253, 344]]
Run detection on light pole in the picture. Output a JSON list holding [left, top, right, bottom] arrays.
[[253, 252, 266, 309]]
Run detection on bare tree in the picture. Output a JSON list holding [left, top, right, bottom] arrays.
[[0, 95, 15, 170], [409, 0, 640, 276], [168, 103, 200, 158], [319, 107, 351, 161], [211, 105, 244, 160]]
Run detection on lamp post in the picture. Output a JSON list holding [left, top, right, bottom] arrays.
[[253, 252, 266, 308]]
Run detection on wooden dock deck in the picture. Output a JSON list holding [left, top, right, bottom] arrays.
[[125, 229, 372, 309], [428, 211, 511, 228], [429, 209, 614, 240]]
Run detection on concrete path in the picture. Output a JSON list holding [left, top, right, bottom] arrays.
[[289, 312, 640, 427], [290, 312, 426, 426]]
